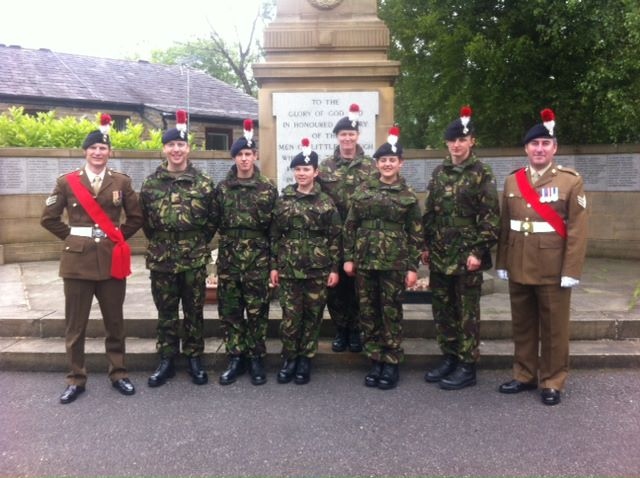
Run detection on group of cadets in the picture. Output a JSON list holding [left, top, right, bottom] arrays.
[[41, 103, 587, 407]]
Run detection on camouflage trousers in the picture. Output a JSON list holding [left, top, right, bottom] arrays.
[[217, 269, 270, 358], [150, 267, 207, 358], [356, 269, 405, 364], [429, 270, 483, 363], [278, 276, 327, 359], [327, 266, 359, 331]]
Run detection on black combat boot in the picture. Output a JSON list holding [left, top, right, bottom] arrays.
[[148, 357, 175, 387], [249, 356, 267, 386], [187, 356, 208, 385], [331, 327, 348, 352], [364, 360, 383, 387], [439, 362, 476, 390], [377, 363, 399, 390], [219, 355, 246, 385], [277, 358, 297, 384], [294, 356, 311, 385], [424, 354, 458, 383], [348, 327, 363, 353]]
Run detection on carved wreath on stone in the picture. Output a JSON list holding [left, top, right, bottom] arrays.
[[307, 0, 344, 10]]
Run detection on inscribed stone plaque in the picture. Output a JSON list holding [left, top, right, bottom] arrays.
[[272, 91, 379, 192]]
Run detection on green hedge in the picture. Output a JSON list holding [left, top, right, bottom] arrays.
[[0, 107, 168, 150]]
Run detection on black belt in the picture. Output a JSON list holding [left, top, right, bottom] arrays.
[[154, 230, 201, 240], [360, 219, 404, 231], [284, 229, 325, 239], [223, 228, 266, 239], [433, 216, 476, 227]]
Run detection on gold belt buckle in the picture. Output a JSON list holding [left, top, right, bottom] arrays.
[[520, 220, 532, 233]]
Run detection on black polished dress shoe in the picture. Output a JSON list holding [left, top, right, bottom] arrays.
[[541, 388, 561, 406], [348, 328, 363, 353], [148, 358, 175, 387], [377, 363, 399, 390], [112, 378, 136, 396], [294, 356, 311, 385], [249, 357, 267, 386], [498, 379, 538, 394], [219, 355, 246, 385], [424, 354, 458, 383], [364, 360, 383, 387], [187, 357, 208, 385], [277, 358, 297, 384], [59, 385, 85, 404], [439, 363, 476, 390], [331, 328, 348, 352]]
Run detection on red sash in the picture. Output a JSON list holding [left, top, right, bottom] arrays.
[[67, 171, 131, 279], [515, 168, 567, 239]]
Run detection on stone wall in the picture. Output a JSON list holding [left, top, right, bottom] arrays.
[[0, 145, 638, 263]]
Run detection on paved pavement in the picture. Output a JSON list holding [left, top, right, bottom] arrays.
[[1, 368, 639, 477], [0, 257, 639, 477], [0, 256, 639, 370]]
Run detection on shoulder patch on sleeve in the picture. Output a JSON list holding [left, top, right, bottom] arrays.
[[45, 195, 57, 206], [577, 194, 587, 209]]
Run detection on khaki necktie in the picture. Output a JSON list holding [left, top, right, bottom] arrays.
[[530, 170, 540, 183], [92, 176, 101, 194]]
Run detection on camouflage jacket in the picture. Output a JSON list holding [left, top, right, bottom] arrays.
[[214, 165, 277, 277], [423, 153, 500, 275], [270, 183, 342, 279], [344, 175, 423, 271], [140, 161, 217, 273], [317, 145, 377, 220]]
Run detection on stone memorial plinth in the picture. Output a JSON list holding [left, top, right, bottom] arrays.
[[253, 0, 400, 186]]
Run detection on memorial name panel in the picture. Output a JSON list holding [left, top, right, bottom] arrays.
[[273, 92, 379, 192]]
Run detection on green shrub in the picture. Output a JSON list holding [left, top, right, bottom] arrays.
[[0, 107, 180, 150]]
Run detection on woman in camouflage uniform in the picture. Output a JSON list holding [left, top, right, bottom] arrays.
[[422, 106, 500, 390], [270, 139, 342, 384], [343, 127, 423, 390]]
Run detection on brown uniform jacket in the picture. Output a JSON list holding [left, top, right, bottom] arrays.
[[41, 168, 143, 281], [495, 162, 588, 285]]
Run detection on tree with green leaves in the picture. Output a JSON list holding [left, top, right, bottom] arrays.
[[150, 1, 275, 97], [379, 0, 640, 148]]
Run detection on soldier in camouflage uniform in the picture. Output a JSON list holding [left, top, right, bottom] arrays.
[[270, 139, 341, 385], [343, 127, 422, 390], [215, 119, 277, 386], [422, 106, 500, 390], [318, 103, 377, 354], [140, 110, 217, 388]]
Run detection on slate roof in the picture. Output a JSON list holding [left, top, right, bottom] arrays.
[[0, 45, 257, 120]]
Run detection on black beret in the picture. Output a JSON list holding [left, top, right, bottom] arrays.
[[523, 108, 557, 144], [373, 127, 403, 159], [332, 103, 361, 134], [161, 127, 189, 145], [444, 106, 475, 141], [230, 137, 257, 157], [373, 142, 403, 159], [444, 118, 475, 141], [290, 138, 318, 168], [332, 116, 359, 134], [231, 119, 257, 157], [162, 110, 189, 145], [290, 151, 318, 169], [82, 130, 110, 149]]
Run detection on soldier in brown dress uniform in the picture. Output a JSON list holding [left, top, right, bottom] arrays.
[[495, 108, 588, 406], [41, 114, 143, 404]]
